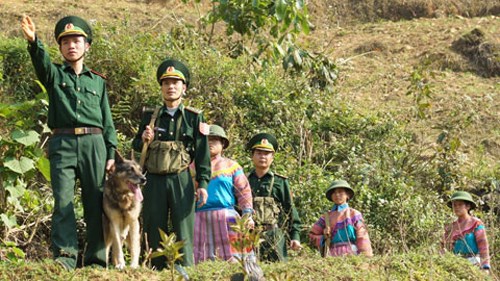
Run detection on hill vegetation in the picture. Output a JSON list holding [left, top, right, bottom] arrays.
[[0, 0, 498, 280]]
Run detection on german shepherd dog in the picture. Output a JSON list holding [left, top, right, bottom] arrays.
[[103, 153, 146, 269]]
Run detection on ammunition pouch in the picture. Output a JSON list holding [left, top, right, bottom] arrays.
[[253, 196, 280, 226], [144, 140, 191, 174]]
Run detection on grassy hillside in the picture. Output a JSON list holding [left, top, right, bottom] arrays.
[[0, 0, 498, 280], [1, 0, 498, 164]]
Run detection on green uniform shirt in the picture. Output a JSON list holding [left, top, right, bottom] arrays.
[[28, 37, 117, 160], [132, 104, 211, 189], [248, 170, 302, 241]]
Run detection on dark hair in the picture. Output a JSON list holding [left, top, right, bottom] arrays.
[[465, 202, 473, 215]]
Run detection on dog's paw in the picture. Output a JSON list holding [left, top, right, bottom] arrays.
[[130, 263, 139, 269], [115, 262, 126, 270]]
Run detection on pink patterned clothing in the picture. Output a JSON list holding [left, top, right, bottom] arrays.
[[443, 217, 490, 269], [309, 204, 373, 257], [192, 155, 254, 263]]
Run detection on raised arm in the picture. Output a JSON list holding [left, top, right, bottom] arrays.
[[21, 15, 36, 43]]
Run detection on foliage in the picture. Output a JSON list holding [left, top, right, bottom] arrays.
[[406, 59, 435, 120], [192, 0, 337, 90], [0, 250, 489, 280], [0, 37, 46, 102], [0, 75, 51, 258], [150, 230, 186, 281], [229, 214, 264, 280], [0, 1, 498, 278]]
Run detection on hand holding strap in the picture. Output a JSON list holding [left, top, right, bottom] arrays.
[[139, 106, 161, 168]]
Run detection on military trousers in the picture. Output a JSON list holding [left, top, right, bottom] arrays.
[[143, 168, 195, 268], [258, 227, 287, 262], [48, 134, 107, 269]]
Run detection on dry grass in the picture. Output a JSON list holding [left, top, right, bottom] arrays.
[[0, 0, 500, 163], [302, 15, 499, 166], [1, 0, 498, 163], [0, 1, 499, 278], [452, 28, 500, 77]]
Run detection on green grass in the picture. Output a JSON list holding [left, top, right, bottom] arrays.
[[0, 250, 491, 281]]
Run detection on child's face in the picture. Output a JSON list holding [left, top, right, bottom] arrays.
[[452, 200, 470, 217], [59, 35, 88, 62], [331, 188, 349, 205], [208, 136, 223, 157]]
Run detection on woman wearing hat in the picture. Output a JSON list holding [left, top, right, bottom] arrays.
[[190, 124, 255, 264], [442, 191, 490, 271], [21, 16, 117, 269], [309, 180, 373, 257]]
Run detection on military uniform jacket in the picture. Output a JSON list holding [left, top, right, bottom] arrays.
[[132, 104, 211, 189], [248, 169, 302, 241], [28, 37, 117, 160]]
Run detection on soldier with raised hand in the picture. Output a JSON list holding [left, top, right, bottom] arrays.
[[132, 59, 211, 268], [246, 133, 302, 262], [21, 15, 117, 270]]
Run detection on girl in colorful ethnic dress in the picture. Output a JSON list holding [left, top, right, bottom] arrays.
[[442, 191, 490, 272], [192, 125, 255, 264], [309, 180, 373, 257]]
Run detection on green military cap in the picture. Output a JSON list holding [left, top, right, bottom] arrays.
[[325, 180, 355, 202], [54, 16, 92, 45], [246, 133, 278, 152], [447, 191, 476, 210], [156, 59, 191, 87], [209, 125, 230, 149]]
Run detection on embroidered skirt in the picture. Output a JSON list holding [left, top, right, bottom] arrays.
[[327, 242, 358, 257], [194, 208, 253, 264]]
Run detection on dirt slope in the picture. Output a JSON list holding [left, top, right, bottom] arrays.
[[1, 0, 498, 164]]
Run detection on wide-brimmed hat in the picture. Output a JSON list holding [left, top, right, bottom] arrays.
[[54, 16, 92, 45], [209, 125, 229, 149], [325, 180, 355, 202], [246, 133, 278, 152], [156, 59, 190, 87], [447, 191, 476, 210]]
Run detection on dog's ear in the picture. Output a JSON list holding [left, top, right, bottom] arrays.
[[115, 150, 125, 164]]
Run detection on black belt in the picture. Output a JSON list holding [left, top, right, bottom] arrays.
[[52, 127, 102, 135]]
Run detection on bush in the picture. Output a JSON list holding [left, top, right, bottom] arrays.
[[1, 11, 498, 271]]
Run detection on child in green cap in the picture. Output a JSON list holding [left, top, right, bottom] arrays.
[[442, 191, 490, 272], [309, 180, 373, 257]]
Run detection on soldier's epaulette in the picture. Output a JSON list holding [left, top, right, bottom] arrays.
[[274, 173, 288, 179], [185, 106, 202, 114], [91, 69, 107, 79]]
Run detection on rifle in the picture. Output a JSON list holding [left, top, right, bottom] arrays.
[[322, 211, 330, 257], [139, 106, 160, 169]]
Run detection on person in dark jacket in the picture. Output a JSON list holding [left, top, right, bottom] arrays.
[[21, 15, 117, 270], [246, 133, 302, 262], [132, 59, 211, 268]]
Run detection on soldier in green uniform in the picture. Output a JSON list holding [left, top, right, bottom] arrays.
[[246, 133, 302, 262], [21, 16, 117, 269], [132, 59, 211, 268]]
